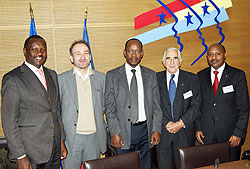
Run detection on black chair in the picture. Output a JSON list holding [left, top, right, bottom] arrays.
[[177, 142, 230, 169], [83, 151, 140, 169]]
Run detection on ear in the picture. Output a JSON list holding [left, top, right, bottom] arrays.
[[224, 52, 227, 60], [23, 48, 27, 56], [70, 55, 74, 64], [123, 49, 126, 58], [179, 58, 183, 67], [141, 50, 144, 58]]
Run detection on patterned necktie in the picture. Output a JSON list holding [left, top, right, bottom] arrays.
[[130, 69, 138, 123], [169, 74, 176, 120], [37, 69, 47, 90], [213, 70, 219, 95]]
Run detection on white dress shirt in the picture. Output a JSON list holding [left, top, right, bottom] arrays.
[[125, 63, 146, 122], [210, 62, 225, 85], [166, 69, 179, 90]]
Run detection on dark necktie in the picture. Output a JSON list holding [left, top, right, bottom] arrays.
[[213, 70, 219, 95], [169, 74, 176, 120], [130, 69, 138, 123]]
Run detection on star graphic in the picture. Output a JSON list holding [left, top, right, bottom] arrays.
[[158, 10, 167, 26], [202, 2, 210, 16], [185, 12, 194, 27]]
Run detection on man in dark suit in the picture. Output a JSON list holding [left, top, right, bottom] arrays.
[[105, 38, 162, 169], [1, 35, 67, 169], [156, 47, 201, 169], [196, 43, 249, 161]]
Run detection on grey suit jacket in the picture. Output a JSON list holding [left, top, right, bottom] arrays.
[[1, 63, 65, 163], [157, 70, 201, 148], [58, 69, 107, 155], [105, 64, 162, 149]]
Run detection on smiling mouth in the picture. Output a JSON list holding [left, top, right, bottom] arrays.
[[35, 57, 43, 61]]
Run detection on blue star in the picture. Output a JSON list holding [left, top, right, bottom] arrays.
[[185, 12, 194, 27], [158, 10, 167, 26], [202, 2, 210, 16]]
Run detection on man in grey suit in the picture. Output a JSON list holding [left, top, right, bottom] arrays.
[[156, 47, 201, 169], [58, 40, 107, 169], [1, 35, 67, 169], [105, 38, 162, 169]]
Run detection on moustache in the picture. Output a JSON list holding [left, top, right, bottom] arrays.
[[210, 59, 219, 63]]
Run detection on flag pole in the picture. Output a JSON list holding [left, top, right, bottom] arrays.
[[84, 6, 88, 19], [29, 2, 34, 19]]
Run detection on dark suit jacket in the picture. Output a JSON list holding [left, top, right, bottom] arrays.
[[196, 63, 249, 144], [1, 63, 65, 163], [157, 70, 201, 148], [105, 64, 162, 149]]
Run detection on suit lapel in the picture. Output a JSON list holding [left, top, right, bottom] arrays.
[[159, 70, 171, 103], [118, 64, 129, 94], [21, 64, 48, 99], [216, 64, 230, 98], [66, 69, 79, 109], [90, 71, 97, 109], [174, 70, 185, 104], [204, 67, 215, 98]]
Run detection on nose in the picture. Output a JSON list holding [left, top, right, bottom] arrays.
[[211, 53, 217, 59], [170, 58, 174, 64]]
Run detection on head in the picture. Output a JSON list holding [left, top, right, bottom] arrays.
[[162, 47, 182, 74], [206, 43, 227, 70], [69, 40, 91, 69], [23, 35, 47, 68], [123, 38, 144, 68]]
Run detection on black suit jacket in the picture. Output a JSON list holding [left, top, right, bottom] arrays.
[[1, 63, 65, 163], [157, 70, 201, 148], [196, 63, 249, 144]]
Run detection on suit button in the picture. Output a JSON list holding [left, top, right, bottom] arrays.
[[213, 103, 216, 106], [77, 110, 78, 113], [128, 119, 130, 122], [212, 117, 214, 120], [128, 106, 131, 108], [74, 124, 76, 126]]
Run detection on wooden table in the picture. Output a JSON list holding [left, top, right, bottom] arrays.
[[196, 160, 250, 169]]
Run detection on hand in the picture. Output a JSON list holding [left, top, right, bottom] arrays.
[[112, 134, 124, 148], [17, 157, 32, 169], [166, 120, 184, 134], [61, 140, 68, 159], [229, 135, 241, 147], [151, 132, 160, 145], [196, 131, 204, 144]]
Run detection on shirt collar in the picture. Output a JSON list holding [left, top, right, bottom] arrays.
[[125, 62, 141, 72], [166, 69, 179, 79], [73, 66, 94, 80], [211, 62, 225, 74], [25, 61, 44, 72]]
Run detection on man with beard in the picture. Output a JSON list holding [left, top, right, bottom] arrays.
[[196, 43, 249, 161], [1, 35, 67, 169], [58, 40, 107, 169], [105, 38, 162, 169]]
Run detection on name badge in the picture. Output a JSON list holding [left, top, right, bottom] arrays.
[[222, 85, 234, 94], [183, 90, 193, 100]]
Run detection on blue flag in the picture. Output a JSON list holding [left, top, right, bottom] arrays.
[[30, 18, 37, 36], [83, 18, 95, 70]]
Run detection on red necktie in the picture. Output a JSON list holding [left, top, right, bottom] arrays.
[[213, 70, 219, 95], [37, 69, 47, 90]]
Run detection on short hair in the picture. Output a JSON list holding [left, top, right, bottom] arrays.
[[162, 47, 182, 64], [24, 35, 45, 48], [124, 38, 143, 51], [69, 40, 90, 56], [208, 43, 226, 54]]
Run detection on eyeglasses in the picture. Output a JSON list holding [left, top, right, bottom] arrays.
[[126, 50, 142, 55]]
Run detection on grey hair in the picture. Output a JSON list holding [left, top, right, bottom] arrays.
[[162, 47, 182, 64]]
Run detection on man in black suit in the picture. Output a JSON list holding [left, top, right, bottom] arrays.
[[196, 43, 249, 161], [1, 35, 67, 169], [156, 47, 201, 169]]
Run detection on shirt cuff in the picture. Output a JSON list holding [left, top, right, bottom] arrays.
[[180, 119, 186, 128], [17, 154, 26, 160]]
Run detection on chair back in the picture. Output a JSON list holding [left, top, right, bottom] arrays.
[[83, 151, 140, 169], [178, 142, 230, 169]]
